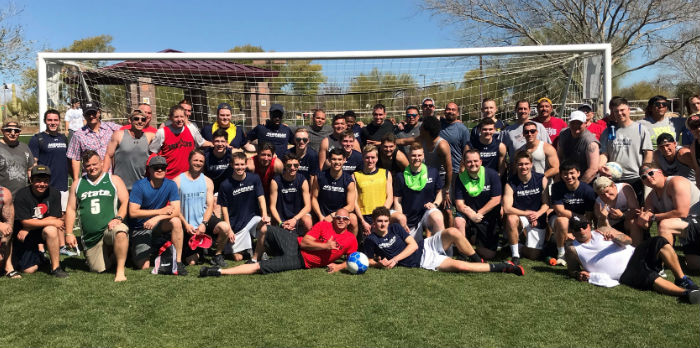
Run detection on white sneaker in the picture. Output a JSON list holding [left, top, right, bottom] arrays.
[[659, 269, 668, 279], [59, 246, 78, 257], [556, 257, 567, 267]]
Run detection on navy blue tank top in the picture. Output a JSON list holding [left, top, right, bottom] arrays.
[[508, 172, 546, 226], [470, 137, 501, 171], [316, 169, 353, 216], [273, 173, 306, 221]]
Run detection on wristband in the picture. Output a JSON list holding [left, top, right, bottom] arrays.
[[114, 216, 123, 221]]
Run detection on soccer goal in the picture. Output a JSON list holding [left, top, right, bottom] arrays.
[[36, 44, 612, 132]]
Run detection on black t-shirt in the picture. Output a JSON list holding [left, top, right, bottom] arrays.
[[13, 185, 62, 231], [360, 120, 394, 146]]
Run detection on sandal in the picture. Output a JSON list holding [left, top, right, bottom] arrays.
[[5, 270, 22, 279]]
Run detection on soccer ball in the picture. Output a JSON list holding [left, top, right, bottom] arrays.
[[604, 162, 623, 180], [346, 252, 369, 274]]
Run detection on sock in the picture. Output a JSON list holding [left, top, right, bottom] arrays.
[[510, 244, 520, 258], [557, 247, 565, 258], [467, 252, 481, 263], [489, 263, 507, 272]]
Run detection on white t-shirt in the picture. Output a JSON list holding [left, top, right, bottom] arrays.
[[65, 108, 84, 131], [573, 231, 634, 287]]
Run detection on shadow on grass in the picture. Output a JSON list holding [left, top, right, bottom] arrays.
[[62, 257, 90, 272], [531, 265, 569, 278]]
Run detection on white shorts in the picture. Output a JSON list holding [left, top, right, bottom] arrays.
[[60, 190, 68, 212], [408, 208, 440, 240], [224, 216, 261, 254], [519, 216, 545, 250], [419, 231, 449, 271]]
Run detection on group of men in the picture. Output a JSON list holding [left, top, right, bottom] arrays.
[[1, 94, 699, 303]]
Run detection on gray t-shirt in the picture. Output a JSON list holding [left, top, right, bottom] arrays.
[[600, 121, 653, 180], [638, 116, 687, 150], [0, 142, 34, 195], [300, 124, 332, 153], [502, 121, 551, 158], [558, 128, 599, 175], [114, 131, 149, 190], [439, 120, 470, 174], [395, 122, 421, 155]]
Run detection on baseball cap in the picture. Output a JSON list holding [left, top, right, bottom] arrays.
[[83, 101, 101, 114], [188, 234, 213, 250], [578, 103, 593, 112], [568, 110, 587, 124], [270, 104, 284, 117], [148, 156, 167, 167], [217, 102, 232, 112], [656, 133, 675, 146], [31, 165, 51, 177]]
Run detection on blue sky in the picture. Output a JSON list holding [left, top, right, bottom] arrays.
[[6, 0, 648, 86]]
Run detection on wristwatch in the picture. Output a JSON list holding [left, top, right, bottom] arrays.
[[114, 216, 123, 221]]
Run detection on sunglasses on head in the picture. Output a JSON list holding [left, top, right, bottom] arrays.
[[295, 137, 309, 143], [640, 169, 659, 180]]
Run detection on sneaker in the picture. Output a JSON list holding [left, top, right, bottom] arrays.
[[504, 263, 525, 276], [509, 257, 520, 266], [659, 269, 668, 279], [555, 257, 567, 267], [59, 246, 78, 257], [50, 267, 69, 278], [675, 276, 700, 291], [199, 266, 221, 278], [211, 254, 227, 267], [176, 262, 188, 276]]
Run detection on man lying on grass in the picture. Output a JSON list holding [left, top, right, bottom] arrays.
[[565, 215, 700, 303], [361, 207, 524, 276], [199, 208, 357, 277]]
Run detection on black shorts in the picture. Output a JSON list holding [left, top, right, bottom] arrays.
[[258, 226, 306, 274], [681, 216, 700, 256], [619, 237, 667, 290], [182, 215, 225, 259], [462, 210, 500, 251], [12, 229, 46, 271]]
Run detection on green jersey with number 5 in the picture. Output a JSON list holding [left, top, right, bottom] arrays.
[[75, 172, 119, 248]]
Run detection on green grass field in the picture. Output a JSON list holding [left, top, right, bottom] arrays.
[[1, 254, 698, 348]]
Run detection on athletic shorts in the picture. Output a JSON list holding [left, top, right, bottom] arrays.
[[224, 216, 260, 255], [408, 207, 441, 242], [129, 221, 169, 265], [12, 229, 46, 271], [680, 215, 700, 256], [258, 226, 306, 274], [619, 236, 667, 290], [519, 216, 545, 250], [419, 231, 449, 271], [182, 215, 225, 259], [85, 223, 128, 273], [457, 210, 500, 251]]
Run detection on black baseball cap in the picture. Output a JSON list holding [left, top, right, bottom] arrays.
[[83, 101, 101, 114]]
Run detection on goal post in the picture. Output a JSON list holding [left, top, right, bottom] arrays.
[[36, 43, 612, 132]]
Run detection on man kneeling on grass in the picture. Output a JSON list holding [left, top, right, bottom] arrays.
[[565, 215, 700, 303], [199, 208, 357, 277], [361, 207, 524, 275]]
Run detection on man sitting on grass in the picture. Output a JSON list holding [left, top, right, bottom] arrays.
[[361, 207, 524, 275], [199, 208, 357, 277], [65, 150, 129, 282], [565, 216, 700, 303]]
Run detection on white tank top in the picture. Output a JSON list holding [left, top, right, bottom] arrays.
[[530, 141, 546, 174], [653, 176, 700, 216], [595, 183, 629, 225], [573, 231, 634, 284]]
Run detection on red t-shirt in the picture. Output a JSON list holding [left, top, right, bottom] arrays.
[[587, 121, 606, 140], [298, 221, 358, 268], [159, 125, 195, 179], [120, 124, 157, 133], [537, 116, 567, 146]]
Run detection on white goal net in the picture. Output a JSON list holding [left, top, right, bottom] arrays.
[[37, 45, 612, 131]]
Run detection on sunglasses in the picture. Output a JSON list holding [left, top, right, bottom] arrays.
[[295, 137, 309, 143], [640, 169, 659, 180], [405, 113, 419, 117], [333, 215, 350, 221], [422, 104, 435, 108], [132, 116, 147, 122], [151, 165, 167, 172], [3, 128, 20, 134], [285, 163, 300, 168], [654, 102, 668, 108], [523, 129, 537, 134]]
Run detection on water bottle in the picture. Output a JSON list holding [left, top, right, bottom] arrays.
[[607, 125, 616, 141]]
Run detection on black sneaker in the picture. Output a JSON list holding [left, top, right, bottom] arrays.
[[50, 267, 69, 278], [176, 262, 188, 276], [199, 266, 221, 278], [675, 276, 700, 291], [245, 259, 258, 265], [509, 257, 521, 266], [504, 263, 525, 276], [211, 254, 227, 267]]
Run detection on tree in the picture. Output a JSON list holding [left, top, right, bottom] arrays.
[[349, 68, 418, 115], [0, 3, 31, 76], [615, 81, 672, 101], [422, 0, 700, 78], [664, 40, 700, 85]]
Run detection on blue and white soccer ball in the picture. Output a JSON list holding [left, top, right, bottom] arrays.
[[346, 252, 369, 274], [604, 161, 623, 181]]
